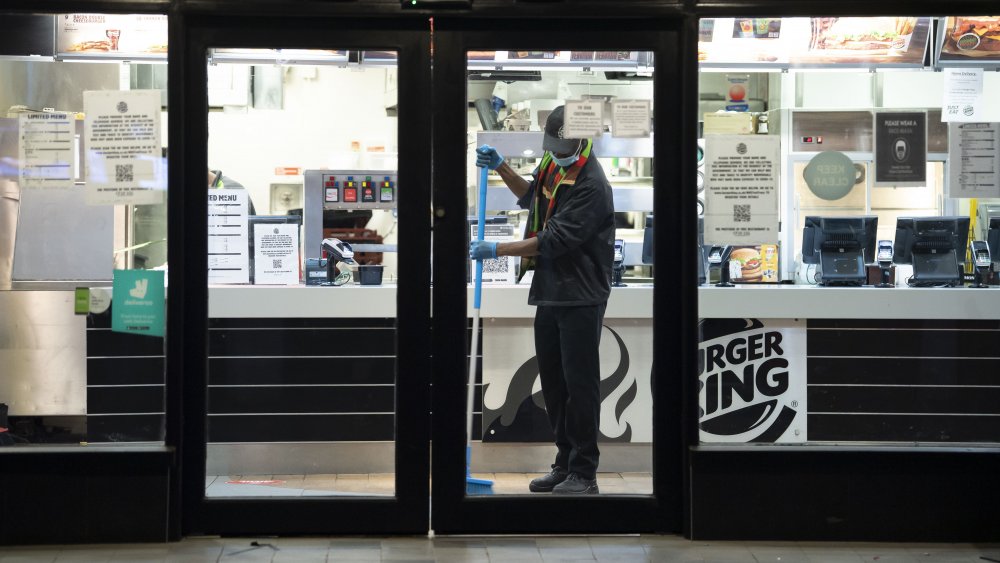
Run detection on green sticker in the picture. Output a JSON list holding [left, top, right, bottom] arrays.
[[803, 151, 859, 201], [112, 270, 165, 337], [74, 288, 89, 315]]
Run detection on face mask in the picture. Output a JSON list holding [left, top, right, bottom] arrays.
[[552, 154, 579, 168]]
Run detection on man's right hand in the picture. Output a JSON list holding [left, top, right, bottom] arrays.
[[476, 145, 504, 170]]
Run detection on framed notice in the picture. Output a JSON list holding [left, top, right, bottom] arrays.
[[208, 189, 250, 284], [874, 111, 927, 187], [703, 135, 780, 246]]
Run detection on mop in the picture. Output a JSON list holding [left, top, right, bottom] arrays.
[[466, 164, 495, 495]]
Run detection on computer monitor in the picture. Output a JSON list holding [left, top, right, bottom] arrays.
[[801, 215, 878, 286], [893, 216, 970, 287], [987, 217, 1000, 266], [641, 215, 708, 284]]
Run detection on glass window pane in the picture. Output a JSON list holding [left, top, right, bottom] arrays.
[[697, 16, 1000, 447], [1, 13, 168, 448], [466, 50, 654, 496], [205, 49, 398, 497]]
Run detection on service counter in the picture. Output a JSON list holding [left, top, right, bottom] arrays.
[[205, 283, 1000, 457], [207, 283, 1000, 320]]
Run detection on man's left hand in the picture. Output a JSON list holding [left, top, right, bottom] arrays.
[[469, 241, 498, 260]]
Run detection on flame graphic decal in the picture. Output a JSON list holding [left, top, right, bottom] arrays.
[[482, 325, 638, 443]]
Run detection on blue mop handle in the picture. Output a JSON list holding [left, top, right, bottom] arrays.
[[474, 165, 488, 309]]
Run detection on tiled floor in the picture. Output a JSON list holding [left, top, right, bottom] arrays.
[[206, 473, 653, 497], [1, 536, 997, 562]]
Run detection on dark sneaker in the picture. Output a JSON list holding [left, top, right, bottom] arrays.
[[528, 467, 568, 492], [552, 473, 599, 495]]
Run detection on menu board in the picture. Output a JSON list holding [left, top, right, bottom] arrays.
[[210, 49, 349, 65], [57, 14, 167, 59], [698, 17, 930, 67], [939, 17, 1000, 63], [466, 51, 641, 69]]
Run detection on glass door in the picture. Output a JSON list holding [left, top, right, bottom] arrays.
[[430, 17, 690, 534], [174, 14, 431, 535]]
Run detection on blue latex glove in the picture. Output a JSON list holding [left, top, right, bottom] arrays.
[[469, 240, 498, 260], [476, 145, 504, 170]]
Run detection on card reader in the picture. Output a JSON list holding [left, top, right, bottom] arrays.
[[970, 240, 992, 288], [707, 245, 734, 287], [876, 239, 893, 287], [612, 239, 626, 287]]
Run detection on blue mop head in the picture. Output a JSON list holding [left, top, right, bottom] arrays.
[[466, 445, 494, 495]]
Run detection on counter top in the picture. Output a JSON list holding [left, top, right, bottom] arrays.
[[697, 284, 1000, 320], [208, 283, 1000, 320]]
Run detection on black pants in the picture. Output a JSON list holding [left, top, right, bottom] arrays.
[[534, 303, 606, 480]]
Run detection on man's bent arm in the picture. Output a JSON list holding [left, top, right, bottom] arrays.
[[497, 237, 539, 257], [495, 162, 531, 200]]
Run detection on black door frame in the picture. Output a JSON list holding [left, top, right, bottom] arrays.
[[169, 11, 433, 536], [430, 15, 698, 534]]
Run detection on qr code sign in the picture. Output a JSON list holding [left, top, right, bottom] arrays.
[[115, 164, 134, 183], [483, 256, 509, 274], [733, 204, 751, 222], [272, 259, 282, 269]]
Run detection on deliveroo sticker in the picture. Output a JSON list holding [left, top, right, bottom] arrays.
[[803, 151, 859, 201], [112, 270, 165, 337]]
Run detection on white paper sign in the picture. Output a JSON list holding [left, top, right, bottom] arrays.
[[947, 122, 1000, 199], [563, 100, 604, 139], [704, 135, 780, 245], [611, 100, 651, 138], [83, 90, 163, 205], [18, 112, 75, 189], [942, 68, 984, 123], [253, 223, 300, 285], [208, 189, 249, 284], [471, 223, 517, 284]]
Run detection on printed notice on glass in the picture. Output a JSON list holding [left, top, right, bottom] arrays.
[[208, 189, 249, 284], [942, 68, 984, 123], [471, 223, 517, 285], [253, 223, 300, 285], [611, 100, 651, 138], [83, 89, 163, 205], [946, 122, 1000, 198], [563, 100, 604, 139], [18, 112, 74, 189], [704, 135, 780, 246]]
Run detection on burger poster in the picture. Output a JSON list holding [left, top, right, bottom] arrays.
[[940, 17, 1000, 62], [699, 318, 807, 443], [57, 14, 168, 58], [728, 244, 778, 283]]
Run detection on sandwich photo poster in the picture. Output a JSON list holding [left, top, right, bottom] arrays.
[[57, 14, 168, 58], [940, 17, 1000, 62]]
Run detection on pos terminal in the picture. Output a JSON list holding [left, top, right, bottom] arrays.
[[970, 240, 992, 288]]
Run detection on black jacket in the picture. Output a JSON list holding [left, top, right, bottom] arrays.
[[518, 155, 615, 306]]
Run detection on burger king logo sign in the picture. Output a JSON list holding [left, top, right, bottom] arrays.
[[698, 318, 806, 443]]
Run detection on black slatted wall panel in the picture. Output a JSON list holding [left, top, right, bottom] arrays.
[[807, 319, 1000, 443], [207, 318, 400, 443], [85, 314, 165, 442], [206, 317, 485, 442]]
